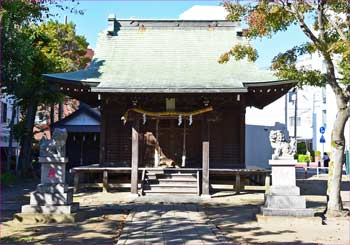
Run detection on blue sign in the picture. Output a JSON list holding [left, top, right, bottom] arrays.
[[319, 126, 326, 134], [320, 135, 326, 143]]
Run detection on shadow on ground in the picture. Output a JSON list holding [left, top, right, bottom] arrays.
[[0, 206, 128, 244]]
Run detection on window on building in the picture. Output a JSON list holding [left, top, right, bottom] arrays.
[[289, 116, 301, 127], [1, 103, 7, 123]]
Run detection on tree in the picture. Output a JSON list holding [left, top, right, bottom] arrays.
[[1, 0, 89, 175], [221, 0, 350, 217]]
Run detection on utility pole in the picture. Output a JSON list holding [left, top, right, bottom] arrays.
[[294, 88, 298, 140], [285, 94, 288, 128], [58, 15, 68, 121]]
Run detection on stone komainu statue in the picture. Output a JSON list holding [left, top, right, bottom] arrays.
[[39, 128, 68, 158], [269, 130, 296, 160]]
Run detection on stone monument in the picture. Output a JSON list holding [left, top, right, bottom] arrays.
[[16, 128, 79, 223], [261, 130, 313, 216]]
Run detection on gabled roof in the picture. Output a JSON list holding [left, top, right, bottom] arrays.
[[51, 104, 100, 132], [44, 19, 292, 93]]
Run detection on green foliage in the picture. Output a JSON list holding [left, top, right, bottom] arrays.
[[1, 172, 16, 186], [222, 0, 247, 22], [297, 154, 311, 163], [297, 142, 307, 155], [1, 0, 89, 173], [219, 44, 258, 63], [314, 150, 321, 157], [297, 154, 311, 162], [222, 1, 350, 88], [1, 1, 89, 104]]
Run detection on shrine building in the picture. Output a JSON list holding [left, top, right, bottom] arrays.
[[44, 15, 295, 196]]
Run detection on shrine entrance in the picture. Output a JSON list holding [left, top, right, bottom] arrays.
[[141, 118, 202, 168]]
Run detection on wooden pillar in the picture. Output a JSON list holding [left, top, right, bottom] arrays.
[[202, 116, 210, 196], [99, 100, 106, 164], [235, 172, 241, 194], [103, 170, 108, 192], [58, 102, 63, 120], [131, 119, 139, 195], [74, 172, 80, 193]]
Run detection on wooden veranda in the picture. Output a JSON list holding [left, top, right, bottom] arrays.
[[71, 165, 271, 195]]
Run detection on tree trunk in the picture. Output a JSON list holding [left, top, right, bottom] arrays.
[[327, 106, 350, 216], [18, 100, 37, 176], [6, 100, 16, 172]]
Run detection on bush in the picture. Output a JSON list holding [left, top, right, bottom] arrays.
[[297, 154, 311, 163], [314, 150, 321, 157], [297, 142, 307, 154], [1, 172, 16, 186]]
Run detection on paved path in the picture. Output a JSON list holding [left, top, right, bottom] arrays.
[[117, 204, 227, 245]]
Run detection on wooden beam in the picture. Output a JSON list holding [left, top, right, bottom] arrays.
[[202, 116, 210, 196], [131, 120, 139, 195]]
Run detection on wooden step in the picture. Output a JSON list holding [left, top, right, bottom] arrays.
[[143, 186, 198, 193], [147, 173, 197, 180], [144, 183, 197, 188], [143, 189, 198, 194], [148, 179, 197, 185], [146, 170, 165, 175]]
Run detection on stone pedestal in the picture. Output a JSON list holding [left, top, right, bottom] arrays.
[[16, 157, 79, 223], [261, 159, 313, 216]]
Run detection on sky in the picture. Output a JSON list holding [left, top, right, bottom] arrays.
[[51, 0, 309, 69]]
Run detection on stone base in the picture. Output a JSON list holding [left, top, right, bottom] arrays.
[[268, 186, 300, 196], [262, 184, 313, 216], [264, 195, 307, 209], [36, 183, 68, 193], [261, 207, 314, 217], [30, 188, 73, 206], [21, 202, 79, 215], [14, 213, 78, 224], [201, 194, 211, 199]]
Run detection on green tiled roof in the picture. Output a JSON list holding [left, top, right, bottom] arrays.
[[44, 20, 287, 93]]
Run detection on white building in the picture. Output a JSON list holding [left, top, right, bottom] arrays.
[[295, 53, 350, 154], [178, 5, 349, 168], [0, 93, 20, 168], [0, 94, 19, 146]]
